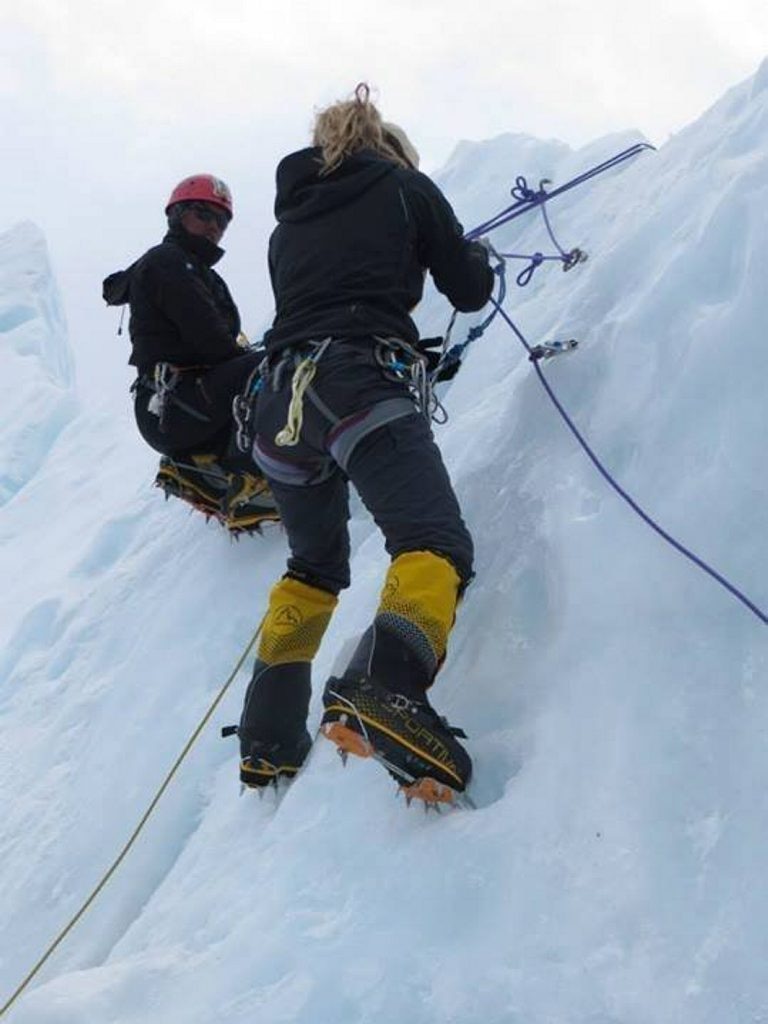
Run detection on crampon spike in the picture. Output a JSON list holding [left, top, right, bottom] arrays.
[[321, 721, 374, 759], [400, 778, 458, 807]]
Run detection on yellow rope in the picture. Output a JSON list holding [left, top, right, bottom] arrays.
[[274, 357, 318, 447], [0, 617, 265, 1019]]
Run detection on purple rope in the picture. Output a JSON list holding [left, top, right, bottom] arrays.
[[465, 143, 655, 240], [540, 202, 569, 259], [491, 299, 768, 626], [499, 252, 562, 262]]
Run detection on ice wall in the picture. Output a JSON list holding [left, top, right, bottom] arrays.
[[0, 222, 76, 504]]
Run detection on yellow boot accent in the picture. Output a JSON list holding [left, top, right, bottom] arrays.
[[190, 453, 221, 469], [258, 577, 338, 666], [227, 472, 274, 510], [377, 550, 461, 665]]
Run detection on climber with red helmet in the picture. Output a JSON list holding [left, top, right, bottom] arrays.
[[103, 174, 278, 532]]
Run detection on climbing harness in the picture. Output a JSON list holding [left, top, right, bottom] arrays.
[[0, 616, 266, 1019], [438, 141, 768, 627], [133, 363, 213, 430], [256, 337, 421, 479]]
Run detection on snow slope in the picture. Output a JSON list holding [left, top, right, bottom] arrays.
[[2, 63, 768, 1024]]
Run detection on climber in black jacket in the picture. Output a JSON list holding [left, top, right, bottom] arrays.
[[236, 84, 494, 804], [103, 175, 277, 530]]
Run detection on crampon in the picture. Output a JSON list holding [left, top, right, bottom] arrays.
[[320, 677, 474, 810], [155, 455, 281, 536]]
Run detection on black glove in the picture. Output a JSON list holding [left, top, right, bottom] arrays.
[[415, 337, 462, 382]]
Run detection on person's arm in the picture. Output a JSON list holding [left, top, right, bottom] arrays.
[[141, 249, 242, 364], [405, 172, 494, 312]]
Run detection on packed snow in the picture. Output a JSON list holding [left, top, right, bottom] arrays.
[[2, 63, 768, 1024]]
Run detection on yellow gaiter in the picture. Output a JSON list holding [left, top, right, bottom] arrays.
[[375, 550, 461, 679], [258, 576, 338, 666]]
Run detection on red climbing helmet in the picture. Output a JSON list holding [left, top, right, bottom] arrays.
[[165, 174, 233, 218]]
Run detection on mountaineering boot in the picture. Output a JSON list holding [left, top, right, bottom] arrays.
[[321, 675, 471, 801], [238, 576, 338, 789], [320, 551, 472, 803], [222, 470, 281, 534], [155, 453, 229, 518]]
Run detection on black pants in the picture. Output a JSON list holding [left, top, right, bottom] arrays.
[[134, 353, 260, 471], [252, 340, 473, 593]]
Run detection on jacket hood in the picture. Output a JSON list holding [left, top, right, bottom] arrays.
[[102, 266, 134, 306], [274, 147, 396, 223]]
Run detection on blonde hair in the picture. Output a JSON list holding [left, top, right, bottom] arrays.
[[312, 83, 415, 176]]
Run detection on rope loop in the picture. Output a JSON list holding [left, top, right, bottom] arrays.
[[273, 338, 332, 448], [516, 253, 544, 287], [511, 175, 549, 204]]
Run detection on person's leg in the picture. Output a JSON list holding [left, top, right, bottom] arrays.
[[238, 574, 337, 786], [345, 412, 473, 695], [135, 356, 276, 526], [237, 469, 351, 786], [320, 412, 475, 799]]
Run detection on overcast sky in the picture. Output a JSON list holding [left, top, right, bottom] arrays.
[[1, 0, 766, 398]]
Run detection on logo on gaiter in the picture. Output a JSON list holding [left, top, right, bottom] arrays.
[[274, 605, 303, 633]]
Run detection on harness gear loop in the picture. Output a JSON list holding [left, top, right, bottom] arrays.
[[374, 336, 433, 418], [274, 338, 332, 447], [141, 363, 213, 428]]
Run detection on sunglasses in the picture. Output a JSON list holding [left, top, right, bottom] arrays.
[[187, 203, 230, 230]]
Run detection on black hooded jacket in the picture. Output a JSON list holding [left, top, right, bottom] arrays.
[[263, 147, 494, 352], [103, 227, 242, 371]]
